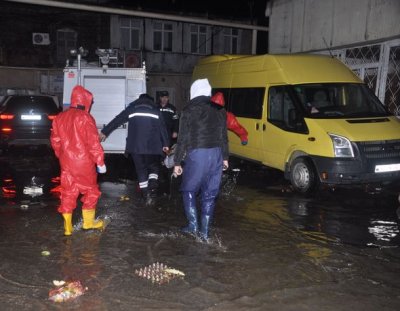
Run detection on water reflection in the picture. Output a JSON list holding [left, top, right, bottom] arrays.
[[368, 220, 399, 244], [0, 145, 60, 204], [285, 191, 400, 247]]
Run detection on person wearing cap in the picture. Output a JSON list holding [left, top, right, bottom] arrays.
[[99, 94, 170, 206], [157, 90, 179, 145], [51, 85, 106, 236], [173, 78, 229, 241]]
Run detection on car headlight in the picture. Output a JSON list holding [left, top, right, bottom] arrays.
[[329, 133, 354, 158]]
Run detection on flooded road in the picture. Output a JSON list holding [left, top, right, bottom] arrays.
[[0, 148, 400, 310]]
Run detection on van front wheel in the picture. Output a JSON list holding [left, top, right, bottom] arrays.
[[289, 158, 318, 194]]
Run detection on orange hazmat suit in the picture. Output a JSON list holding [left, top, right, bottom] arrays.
[[51, 85, 105, 214]]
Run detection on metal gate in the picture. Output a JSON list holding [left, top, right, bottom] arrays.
[[319, 39, 400, 115]]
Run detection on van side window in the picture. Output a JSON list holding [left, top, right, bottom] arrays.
[[214, 87, 264, 119], [268, 86, 307, 133]]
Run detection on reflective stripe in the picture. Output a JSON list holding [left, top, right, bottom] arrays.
[[160, 108, 175, 114], [139, 181, 148, 188], [149, 173, 158, 180], [129, 112, 159, 119]]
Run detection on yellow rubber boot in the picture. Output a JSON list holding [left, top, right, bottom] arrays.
[[62, 213, 73, 236], [82, 209, 104, 230]]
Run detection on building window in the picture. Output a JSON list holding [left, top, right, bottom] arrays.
[[153, 21, 173, 52], [223, 28, 239, 54], [120, 18, 141, 50], [190, 24, 207, 54], [56, 28, 77, 64]]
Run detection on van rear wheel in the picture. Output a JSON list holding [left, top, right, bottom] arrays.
[[290, 158, 318, 194]]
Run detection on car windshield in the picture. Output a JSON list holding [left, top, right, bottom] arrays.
[[292, 83, 389, 118], [3, 96, 59, 113]]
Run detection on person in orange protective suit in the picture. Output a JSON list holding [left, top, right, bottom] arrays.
[[211, 92, 248, 145], [50, 85, 106, 236]]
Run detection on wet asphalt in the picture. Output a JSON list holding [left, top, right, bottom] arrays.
[[0, 146, 400, 310]]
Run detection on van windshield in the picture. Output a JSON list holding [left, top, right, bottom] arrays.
[[293, 83, 390, 118]]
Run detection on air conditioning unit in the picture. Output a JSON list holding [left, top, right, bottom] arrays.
[[32, 33, 50, 45]]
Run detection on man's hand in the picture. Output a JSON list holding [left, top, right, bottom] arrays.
[[162, 146, 170, 153], [172, 132, 178, 139], [173, 165, 183, 177], [99, 132, 107, 142], [223, 160, 229, 171]]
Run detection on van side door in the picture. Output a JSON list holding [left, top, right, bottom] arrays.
[[220, 87, 265, 162], [262, 85, 308, 170]]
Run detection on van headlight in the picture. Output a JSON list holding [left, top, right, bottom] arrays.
[[329, 133, 354, 158]]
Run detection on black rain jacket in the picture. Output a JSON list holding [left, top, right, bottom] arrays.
[[174, 95, 228, 164]]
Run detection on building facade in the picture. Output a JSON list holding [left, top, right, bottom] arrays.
[[0, 1, 268, 110]]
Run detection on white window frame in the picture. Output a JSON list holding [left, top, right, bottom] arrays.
[[223, 28, 239, 54], [190, 24, 208, 55], [153, 21, 173, 52], [120, 17, 141, 50]]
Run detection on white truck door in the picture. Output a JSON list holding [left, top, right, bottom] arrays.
[[85, 77, 127, 153]]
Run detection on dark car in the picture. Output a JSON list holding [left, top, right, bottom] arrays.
[[0, 95, 61, 150]]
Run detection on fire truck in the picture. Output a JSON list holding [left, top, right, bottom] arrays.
[[62, 48, 146, 153]]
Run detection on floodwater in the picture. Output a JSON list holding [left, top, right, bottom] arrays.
[[0, 147, 400, 310]]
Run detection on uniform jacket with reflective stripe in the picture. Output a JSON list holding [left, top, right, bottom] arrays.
[[158, 102, 179, 135], [101, 96, 169, 155]]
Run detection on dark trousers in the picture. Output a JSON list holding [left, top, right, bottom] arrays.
[[180, 147, 223, 195], [131, 153, 160, 192], [180, 147, 223, 238]]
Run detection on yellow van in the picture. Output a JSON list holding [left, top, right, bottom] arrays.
[[192, 54, 400, 194]]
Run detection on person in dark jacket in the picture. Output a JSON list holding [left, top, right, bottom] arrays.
[[173, 79, 229, 241], [99, 94, 170, 205], [157, 90, 179, 145]]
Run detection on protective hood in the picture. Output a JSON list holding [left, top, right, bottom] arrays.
[[211, 92, 225, 107], [70, 85, 93, 112], [190, 78, 211, 100]]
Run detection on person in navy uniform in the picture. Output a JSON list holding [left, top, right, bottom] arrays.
[[157, 91, 179, 145], [100, 94, 170, 206]]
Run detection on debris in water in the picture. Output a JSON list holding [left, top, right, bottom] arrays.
[[119, 195, 130, 201], [134, 262, 185, 285], [48, 280, 87, 302], [41, 250, 51, 256], [52, 280, 65, 286]]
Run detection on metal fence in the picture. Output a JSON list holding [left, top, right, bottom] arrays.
[[319, 39, 400, 115]]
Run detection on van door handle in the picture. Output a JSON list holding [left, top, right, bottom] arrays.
[[256, 123, 260, 130], [263, 124, 266, 131]]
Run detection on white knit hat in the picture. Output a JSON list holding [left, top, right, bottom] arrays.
[[190, 78, 211, 100]]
